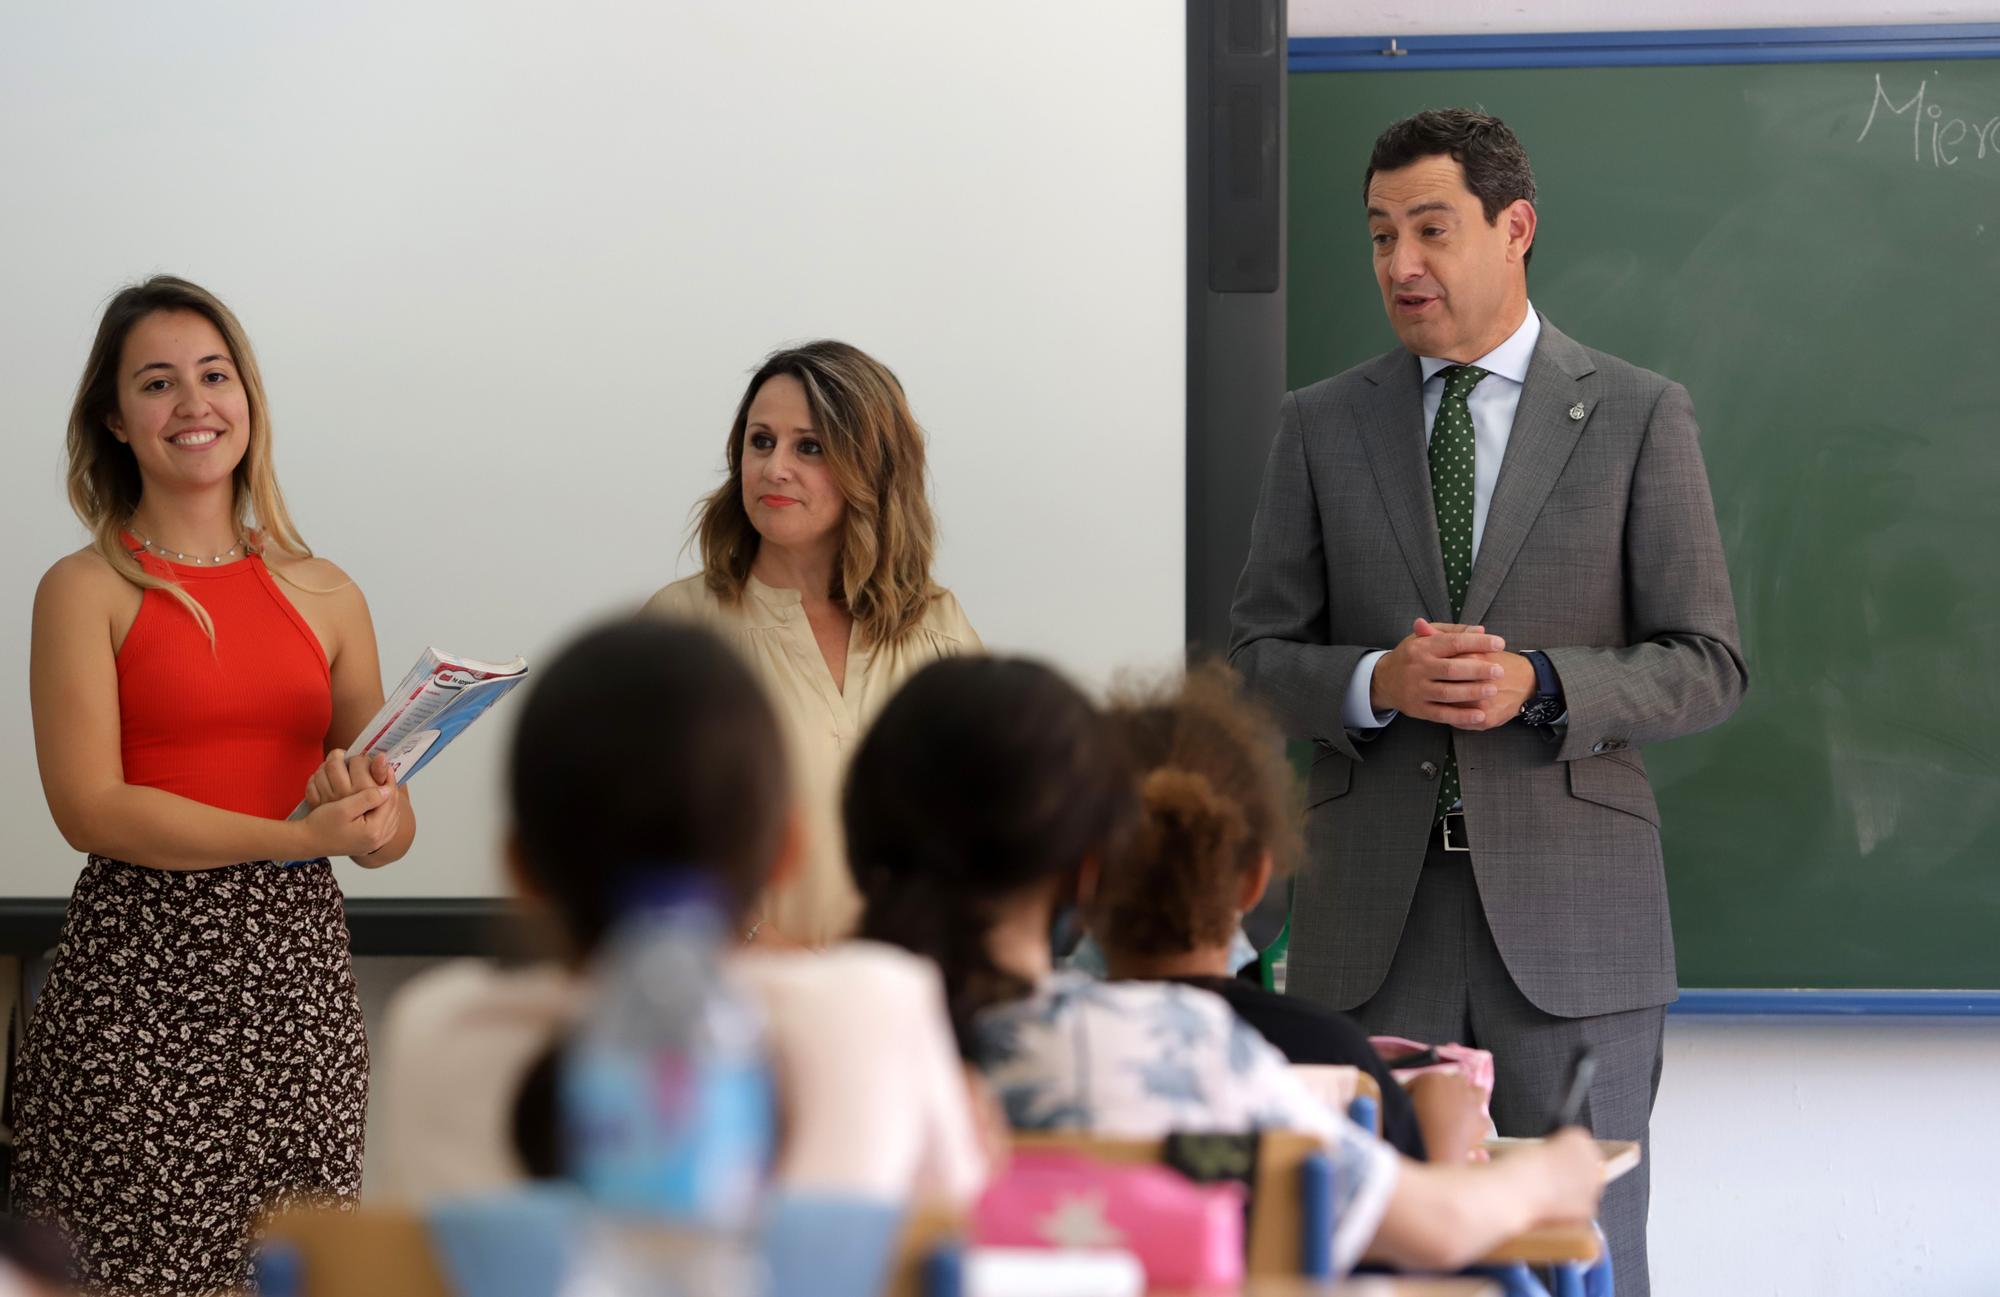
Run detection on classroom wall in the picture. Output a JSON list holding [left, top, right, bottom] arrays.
[[1286, 5, 2000, 1292], [0, 2, 1185, 900], [1653, 1017, 2000, 1293]]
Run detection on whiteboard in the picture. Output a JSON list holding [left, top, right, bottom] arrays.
[[0, 2, 1186, 898]]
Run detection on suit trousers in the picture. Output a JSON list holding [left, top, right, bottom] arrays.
[[1351, 841, 1666, 1297]]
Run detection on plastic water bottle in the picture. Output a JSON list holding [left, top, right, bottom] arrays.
[[559, 877, 775, 1296]]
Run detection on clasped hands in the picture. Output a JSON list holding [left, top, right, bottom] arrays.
[[300, 748, 402, 859], [1369, 618, 1536, 731]]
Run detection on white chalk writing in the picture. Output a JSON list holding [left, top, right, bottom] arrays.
[[1856, 74, 2000, 168]]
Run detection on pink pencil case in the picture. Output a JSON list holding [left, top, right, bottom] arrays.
[[1369, 1034, 1496, 1115], [972, 1150, 1245, 1292], [1371, 1034, 1498, 1159]]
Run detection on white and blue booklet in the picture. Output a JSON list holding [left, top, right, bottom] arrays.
[[286, 646, 529, 821]]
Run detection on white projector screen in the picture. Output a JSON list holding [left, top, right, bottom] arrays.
[[0, 2, 1185, 899]]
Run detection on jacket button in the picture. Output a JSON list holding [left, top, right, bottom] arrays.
[[1419, 761, 1439, 779], [1591, 741, 1609, 754]]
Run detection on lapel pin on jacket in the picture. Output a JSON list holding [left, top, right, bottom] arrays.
[[1568, 401, 1587, 421]]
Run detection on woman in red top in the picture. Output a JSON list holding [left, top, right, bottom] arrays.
[[18, 276, 416, 1296]]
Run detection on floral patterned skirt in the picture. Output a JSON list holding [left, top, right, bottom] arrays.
[[11, 857, 368, 1297]]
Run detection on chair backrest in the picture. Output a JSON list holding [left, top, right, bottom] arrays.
[[265, 1195, 966, 1297], [260, 1206, 453, 1297], [1350, 1071, 1382, 1135], [1008, 1129, 1323, 1277], [1289, 1063, 1381, 1134], [760, 1193, 906, 1297], [884, 1205, 968, 1297]]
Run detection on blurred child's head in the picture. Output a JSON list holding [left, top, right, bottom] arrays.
[[506, 617, 794, 955], [1089, 662, 1301, 970], [845, 655, 1139, 1051]]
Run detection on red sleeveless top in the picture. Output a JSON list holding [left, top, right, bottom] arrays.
[[116, 544, 333, 820]]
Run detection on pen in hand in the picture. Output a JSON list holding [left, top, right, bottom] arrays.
[[1550, 1046, 1598, 1133]]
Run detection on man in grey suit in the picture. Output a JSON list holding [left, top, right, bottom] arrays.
[[1230, 109, 1745, 1295]]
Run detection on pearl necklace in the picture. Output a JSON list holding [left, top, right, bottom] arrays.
[[129, 527, 246, 567]]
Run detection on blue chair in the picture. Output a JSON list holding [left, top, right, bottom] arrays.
[[1460, 1214, 1613, 1296], [427, 1189, 586, 1297], [758, 1193, 907, 1297]]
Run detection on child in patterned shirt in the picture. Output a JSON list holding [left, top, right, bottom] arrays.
[[846, 655, 1602, 1277]]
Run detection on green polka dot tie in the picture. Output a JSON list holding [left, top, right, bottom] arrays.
[[1432, 364, 1488, 822]]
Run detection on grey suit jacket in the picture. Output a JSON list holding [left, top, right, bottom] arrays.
[[1229, 315, 1746, 1019]]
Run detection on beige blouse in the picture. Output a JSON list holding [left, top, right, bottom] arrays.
[[643, 573, 980, 944]]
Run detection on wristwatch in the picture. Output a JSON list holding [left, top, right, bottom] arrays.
[[1516, 650, 1566, 727]]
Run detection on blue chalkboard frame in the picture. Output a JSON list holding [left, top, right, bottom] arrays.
[[1674, 991, 2000, 1017], [1289, 21, 2000, 1017], [1289, 23, 2000, 72]]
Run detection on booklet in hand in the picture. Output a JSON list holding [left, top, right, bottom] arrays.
[[287, 646, 529, 822]]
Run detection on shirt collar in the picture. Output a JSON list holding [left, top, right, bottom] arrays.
[[1418, 302, 1541, 387]]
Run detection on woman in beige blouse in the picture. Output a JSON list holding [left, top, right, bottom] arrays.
[[646, 340, 978, 946]]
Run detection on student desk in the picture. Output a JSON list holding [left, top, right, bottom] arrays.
[[1474, 1136, 1640, 1267]]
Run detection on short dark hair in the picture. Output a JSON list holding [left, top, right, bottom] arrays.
[[1365, 108, 1537, 263], [846, 656, 1139, 1056], [507, 618, 789, 952]]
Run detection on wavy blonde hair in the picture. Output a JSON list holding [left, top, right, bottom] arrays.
[[694, 340, 939, 648], [65, 276, 313, 641]]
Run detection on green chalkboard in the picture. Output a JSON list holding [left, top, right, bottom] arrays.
[[1288, 60, 2000, 989]]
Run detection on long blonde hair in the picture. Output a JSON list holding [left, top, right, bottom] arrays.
[[65, 276, 312, 640], [693, 340, 939, 648]]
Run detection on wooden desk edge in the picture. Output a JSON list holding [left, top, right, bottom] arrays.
[[1482, 1136, 1642, 1185], [1365, 1218, 1597, 1270], [1478, 1219, 1600, 1265]]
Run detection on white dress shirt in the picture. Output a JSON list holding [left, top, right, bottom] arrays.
[[1342, 305, 1542, 729]]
